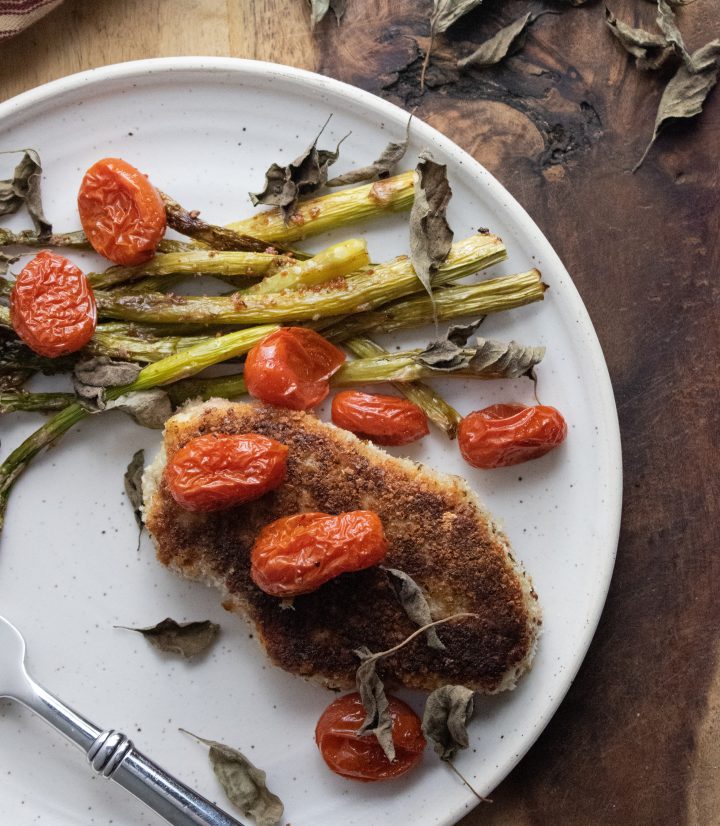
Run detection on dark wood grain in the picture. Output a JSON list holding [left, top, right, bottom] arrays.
[[1, 1, 719, 824]]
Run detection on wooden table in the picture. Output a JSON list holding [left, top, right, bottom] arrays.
[[2, 2, 719, 824]]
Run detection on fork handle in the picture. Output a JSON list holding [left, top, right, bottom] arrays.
[[20, 679, 245, 826]]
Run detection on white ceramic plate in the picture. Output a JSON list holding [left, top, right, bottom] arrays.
[[0, 58, 621, 826]]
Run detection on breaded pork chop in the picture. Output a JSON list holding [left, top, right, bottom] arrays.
[[143, 400, 540, 693]]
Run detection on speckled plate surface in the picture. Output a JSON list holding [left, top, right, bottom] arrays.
[[0, 58, 621, 826]]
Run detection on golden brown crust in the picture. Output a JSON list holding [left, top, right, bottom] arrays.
[[144, 400, 540, 692]]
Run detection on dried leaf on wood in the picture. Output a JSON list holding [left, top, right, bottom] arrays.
[[118, 618, 220, 659], [432, 0, 485, 34], [422, 685, 476, 760], [308, 0, 346, 28], [383, 567, 445, 650], [0, 150, 52, 238], [409, 152, 453, 322], [124, 449, 145, 528], [634, 39, 720, 170], [422, 0, 486, 90], [458, 12, 535, 70], [327, 117, 411, 186], [604, 7, 675, 70], [656, 0, 692, 69], [181, 730, 284, 826], [249, 118, 347, 222]]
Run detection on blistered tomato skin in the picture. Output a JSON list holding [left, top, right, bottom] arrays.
[[165, 433, 288, 512], [315, 693, 426, 781], [331, 390, 430, 446], [458, 404, 567, 469], [10, 251, 97, 358], [77, 157, 166, 265], [244, 327, 346, 410], [251, 511, 388, 597]]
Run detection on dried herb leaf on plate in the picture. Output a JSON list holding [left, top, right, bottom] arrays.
[[422, 684, 476, 760], [118, 618, 220, 659], [355, 645, 396, 761], [181, 730, 284, 826], [249, 118, 347, 222], [383, 567, 446, 650], [409, 152, 453, 322], [0, 149, 52, 239], [124, 449, 145, 528], [326, 117, 411, 186]]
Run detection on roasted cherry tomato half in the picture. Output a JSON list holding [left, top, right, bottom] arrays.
[[244, 327, 346, 410], [77, 157, 166, 265], [10, 250, 97, 358], [315, 693, 426, 782], [458, 404, 567, 469], [165, 432, 288, 512], [251, 510, 388, 597], [331, 390, 429, 446]]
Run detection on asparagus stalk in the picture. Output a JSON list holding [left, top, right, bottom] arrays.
[[95, 234, 507, 326], [0, 227, 193, 254], [88, 250, 288, 290], [226, 171, 414, 244], [0, 324, 279, 529], [160, 191, 307, 258], [343, 336, 462, 438], [0, 228, 89, 249], [1, 390, 74, 414], [89, 329, 209, 363], [244, 239, 369, 296], [0, 227, 194, 254], [0, 304, 10, 326], [320, 270, 546, 341]]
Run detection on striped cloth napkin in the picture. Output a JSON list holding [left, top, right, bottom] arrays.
[[0, 0, 63, 41]]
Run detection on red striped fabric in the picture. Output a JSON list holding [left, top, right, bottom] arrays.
[[0, 0, 63, 40]]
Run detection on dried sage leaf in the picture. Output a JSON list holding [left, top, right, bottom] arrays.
[[249, 118, 347, 222], [383, 567, 445, 650], [0, 150, 52, 238], [107, 389, 172, 429], [0, 252, 19, 276], [353, 613, 476, 758], [458, 12, 534, 70], [634, 39, 720, 170], [119, 618, 220, 659], [422, 1, 486, 90], [409, 152, 453, 322], [422, 685, 476, 760], [181, 730, 284, 826], [414, 320, 483, 371], [656, 0, 692, 70], [308, 0, 345, 28], [355, 645, 396, 761], [417, 335, 545, 378], [124, 449, 145, 528], [604, 7, 674, 70], [73, 356, 142, 410], [432, 0, 485, 34], [327, 117, 411, 187]]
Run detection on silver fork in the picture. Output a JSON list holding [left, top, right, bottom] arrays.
[[0, 614, 245, 826]]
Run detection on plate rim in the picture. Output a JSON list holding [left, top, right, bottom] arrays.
[[0, 56, 623, 825]]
